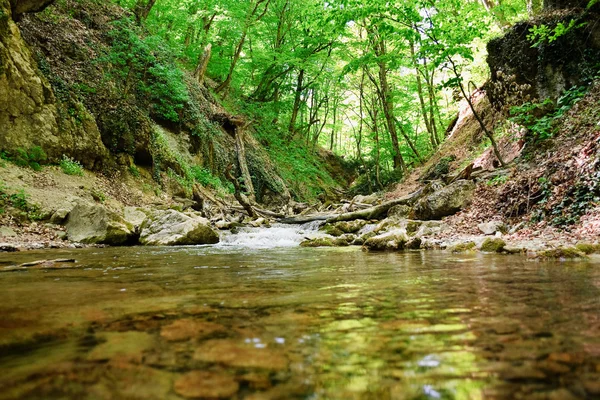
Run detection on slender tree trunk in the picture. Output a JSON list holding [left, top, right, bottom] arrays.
[[448, 58, 506, 167], [410, 37, 437, 150], [288, 68, 305, 139], [134, 0, 156, 22], [234, 125, 256, 201], [194, 43, 212, 85]]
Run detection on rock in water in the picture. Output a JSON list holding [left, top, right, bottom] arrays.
[[413, 180, 475, 220], [139, 209, 219, 246], [66, 203, 136, 245]]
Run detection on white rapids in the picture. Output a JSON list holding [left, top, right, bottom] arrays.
[[217, 221, 326, 249]]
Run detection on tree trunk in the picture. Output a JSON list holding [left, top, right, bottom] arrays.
[[234, 125, 255, 201], [134, 0, 156, 22], [410, 38, 437, 150], [288, 68, 305, 139], [194, 43, 212, 85]]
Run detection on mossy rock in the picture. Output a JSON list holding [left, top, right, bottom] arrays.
[[406, 237, 422, 250], [334, 220, 368, 234], [300, 238, 335, 247], [362, 229, 409, 251], [538, 247, 588, 259], [480, 238, 506, 253], [321, 224, 344, 237], [352, 231, 376, 246], [574, 243, 600, 255], [449, 241, 476, 253]]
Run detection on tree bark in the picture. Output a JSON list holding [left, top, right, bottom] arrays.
[[194, 43, 212, 85], [134, 0, 156, 22]]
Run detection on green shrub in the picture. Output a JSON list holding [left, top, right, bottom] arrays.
[[13, 146, 47, 171], [129, 165, 141, 177], [0, 183, 43, 220], [102, 19, 189, 122], [59, 155, 84, 176]]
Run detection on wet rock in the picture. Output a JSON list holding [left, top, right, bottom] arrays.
[[546, 388, 580, 400], [352, 231, 376, 246], [334, 219, 368, 234], [66, 203, 136, 245], [249, 217, 269, 228], [87, 332, 155, 363], [574, 243, 600, 255], [160, 319, 225, 342], [478, 220, 508, 235], [140, 210, 219, 246], [583, 379, 600, 395], [500, 365, 546, 381], [193, 339, 288, 370], [300, 238, 335, 247], [537, 247, 587, 259], [536, 360, 571, 374], [413, 180, 475, 220], [321, 224, 344, 237], [0, 242, 19, 252], [363, 229, 409, 251], [449, 241, 476, 253], [49, 208, 71, 225], [480, 238, 506, 253], [405, 237, 422, 250], [174, 371, 239, 399]]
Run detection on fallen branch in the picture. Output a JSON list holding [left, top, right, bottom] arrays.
[[279, 214, 336, 224], [225, 164, 256, 218], [326, 187, 426, 223]]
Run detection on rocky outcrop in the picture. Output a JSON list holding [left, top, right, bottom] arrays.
[[139, 210, 219, 246], [486, 7, 600, 110], [66, 202, 136, 245], [413, 180, 475, 220], [9, 0, 55, 18], [363, 229, 409, 251], [0, 0, 109, 168]]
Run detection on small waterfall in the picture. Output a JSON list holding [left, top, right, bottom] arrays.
[[218, 221, 325, 248]]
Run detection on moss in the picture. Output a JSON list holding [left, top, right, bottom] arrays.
[[449, 241, 476, 253], [480, 238, 507, 253], [574, 243, 600, 255], [538, 247, 588, 259], [321, 224, 344, 237], [300, 238, 335, 247], [335, 220, 367, 234]]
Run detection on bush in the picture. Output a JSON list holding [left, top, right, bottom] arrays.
[[59, 155, 84, 176], [12, 146, 47, 171]]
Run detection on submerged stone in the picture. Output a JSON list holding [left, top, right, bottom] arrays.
[[193, 339, 288, 370], [160, 319, 225, 342], [174, 371, 239, 399]]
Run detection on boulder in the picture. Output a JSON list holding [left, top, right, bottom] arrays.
[[49, 208, 71, 225], [123, 206, 148, 232], [139, 210, 219, 246], [480, 238, 507, 253], [478, 220, 508, 235], [334, 219, 368, 234], [413, 180, 475, 220], [362, 229, 409, 251], [66, 203, 136, 245]]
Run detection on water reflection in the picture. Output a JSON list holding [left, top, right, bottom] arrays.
[[0, 247, 599, 399]]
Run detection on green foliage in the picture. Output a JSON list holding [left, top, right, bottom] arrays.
[[510, 85, 588, 141], [91, 188, 106, 203], [129, 165, 141, 177], [59, 155, 84, 176], [9, 146, 48, 171], [527, 20, 585, 48], [190, 166, 232, 193], [0, 182, 43, 220], [487, 175, 509, 186], [102, 19, 189, 122]]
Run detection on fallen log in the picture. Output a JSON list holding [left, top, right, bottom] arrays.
[[279, 214, 337, 224], [325, 187, 426, 223]]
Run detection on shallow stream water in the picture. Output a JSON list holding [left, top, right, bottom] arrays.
[[1, 226, 599, 399]]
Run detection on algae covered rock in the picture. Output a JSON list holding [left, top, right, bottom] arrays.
[[335, 219, 368, 234], [321, 224, 344, 237], [480, 238, 506, 253], [413, 180, 475, 220], [362, 229, 409, 251], [140, 209, 219, 246], [449, 241, 476, 253], [66, 202, 136, 245], [300, 237, 335, 247], [537, 247, 587, 259]]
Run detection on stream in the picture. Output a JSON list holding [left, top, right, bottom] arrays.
[[0, 225, 599, 399]]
